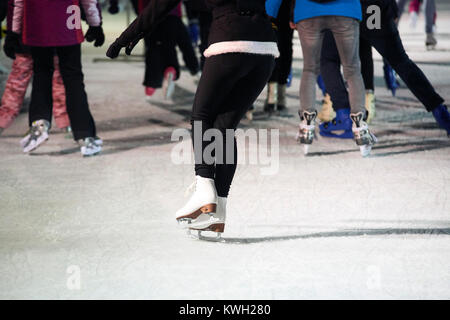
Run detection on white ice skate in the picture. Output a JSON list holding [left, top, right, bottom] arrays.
[[80, 137, 102, 157], [22, 119, 50, 153], [162, 68, 176, 100], [176, 176, 218, 228], [296, 110, 317, 155], [350, 112, 377, 157], [187, 196, 227, 240]]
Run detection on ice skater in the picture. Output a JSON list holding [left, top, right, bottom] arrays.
[[139, 1, 199, 100], [8, 0, 105, 156], [319, 0, 449, 138], [1, 30, 70, 136], [107, 0, 278, 238], [267, 0, 377, 157]]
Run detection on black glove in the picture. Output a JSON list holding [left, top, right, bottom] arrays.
[[3, 31, 21, 59], [108, 0, 119, 14], [106, 37, 140, 59], [85, 26, 105, 47]]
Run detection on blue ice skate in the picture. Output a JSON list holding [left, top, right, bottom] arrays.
[[319, 108, 353, 139], [383, 63, 400, 97], [432, 104, 450, 136]]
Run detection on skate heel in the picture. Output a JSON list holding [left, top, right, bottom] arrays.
[[206, 223, 225, 233], [200, 203, 216, 214]]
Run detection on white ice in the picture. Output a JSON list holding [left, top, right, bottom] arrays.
[[0, 6, 449, 299]]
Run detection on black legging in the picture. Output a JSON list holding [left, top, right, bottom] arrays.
[[192, 53, 275, 197], [30, 45, 96, 140]]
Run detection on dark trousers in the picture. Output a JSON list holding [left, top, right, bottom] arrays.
[[269, 0, 293, 84], [192, 53, 275, 197], [361, 19, 443, 111], [30, 44, 96, 140], [143, 15, 199, 88], [320, 30, 374, 110]]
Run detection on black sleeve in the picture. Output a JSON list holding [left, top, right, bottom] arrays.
[[114, 0, 182, 47]]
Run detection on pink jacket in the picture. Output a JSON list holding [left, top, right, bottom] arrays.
[[11, 0, 101, 47]]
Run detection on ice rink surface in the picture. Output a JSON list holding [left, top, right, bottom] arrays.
[[0, 5, 449, 299]]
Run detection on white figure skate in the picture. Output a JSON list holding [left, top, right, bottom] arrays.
[[176, 176, 218, 229], [187, 197, 227, 241], [22, 119, 50, 153]]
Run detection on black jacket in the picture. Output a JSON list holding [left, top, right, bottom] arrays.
[[113, 0, 276, 51]]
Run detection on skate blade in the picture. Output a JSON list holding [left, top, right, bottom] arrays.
[[359, 145, 372, 157], [303, 144, 310, 155], [23, 135, 49, 153], [187, 229, 225, 242]]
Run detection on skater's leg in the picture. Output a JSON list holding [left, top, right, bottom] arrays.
[[297, 17, 324, 113], [191, 53, 255, 179], [425, 0, 436, 34], [174, 16, 199, 76], [0, 54, 33, 130], [359, 37, 374, 92], [320, 29, 350, 112], [29, 47, 54, 126], [364, 20, 444, 111], [51, 56, 70, 130], [143, 28, 165, 88], [213, 55, 275, 197], [329, 17, 365, 115], [56, 44, 97, 141]]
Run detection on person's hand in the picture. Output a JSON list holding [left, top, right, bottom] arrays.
[[3, 31, 21, 59], [106, 37, 140, 58], [289, 21, 296, 30], [85, 26, 105, 47]]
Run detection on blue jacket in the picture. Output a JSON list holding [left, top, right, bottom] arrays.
[[266, 0, 362, 24]]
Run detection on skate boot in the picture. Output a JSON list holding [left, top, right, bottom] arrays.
[[365, 90, 376, 124], [426, 33, 437, 51], [383, 63, 399, 97], [145, 86, 156, 100], [350, 112, 377, 157], [319, 108, 353, 139], [80, 137, 102, 157], [263, 82, 277, 114], [162, 67, 176, 100], [176, 176, 218, 228], [432, 104, 450, 136], [296, 110, 317, 155], [276, 84, 288, 115], [317, 93, 335, 122], [22, 119, 50, 153], [188, 196, 226, 240]]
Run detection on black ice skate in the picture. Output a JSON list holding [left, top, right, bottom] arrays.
[[426, 33, 437, 51]]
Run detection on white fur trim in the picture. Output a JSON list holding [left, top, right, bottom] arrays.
[[204, 41, 280, 58]]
